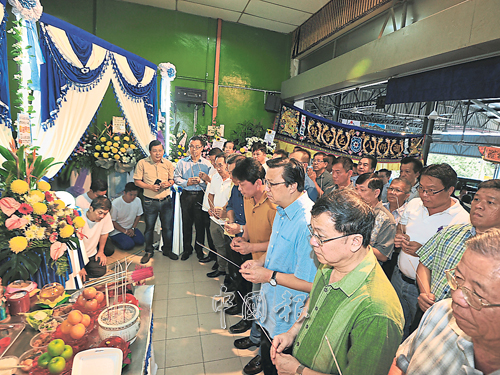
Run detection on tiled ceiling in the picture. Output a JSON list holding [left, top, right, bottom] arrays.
[[118, 0, 331, 33]]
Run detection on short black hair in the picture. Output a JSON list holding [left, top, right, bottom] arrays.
[[478, 179, 500, 192], [378, 169, 392, 179], [227, 154, 245, 165], [90, 178, 108, 193], [90, 196, 111, 211], [231, 157, 265, 184], [208, 147, 222, 156], [189, 135, 206, 147], [224, 140, 235, 148], [290, 149, 311, 163], [311, 189, 374, 247], [420, 163, 457, 191], [360, 155, 377, 170], [124, 182, 140, 193], [215, 152, 228, 163], [356, 173, 384, 201], [401, 157, 423, 174], [326, 154, 336, 163], [149, 139, 163, 151], [267, 158, 305, 192], [313, 152, 327, 161], [333, 156, 354, 172], [274, 149, 289, 158], [251, 142, 267, 153]]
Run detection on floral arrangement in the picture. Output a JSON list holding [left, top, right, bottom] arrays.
[[0, 141, 82, 285], [168, 122, 188, 163], [240, 137, 276, 156]]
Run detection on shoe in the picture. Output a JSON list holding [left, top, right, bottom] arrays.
[[181, 252, 191, 261], [196, 251, 204, 260], [225, 304, 241, 316], [234, 337, 259, 350], [243, 355, 261, 375], [199, 255, 215, 263], [212, 262, 219, 271], [207, 270, 226, 278], [229, 319, 252, 334], [140, 253, 153, 264], [162, 251, 178, 260]]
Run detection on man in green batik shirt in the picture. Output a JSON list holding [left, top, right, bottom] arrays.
[[270, 190, 404, 375]]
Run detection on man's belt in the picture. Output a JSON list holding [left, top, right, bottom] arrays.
[[399, 270, 416, 285], [182, 190, 204, 194], [144, 196, 170, 201]]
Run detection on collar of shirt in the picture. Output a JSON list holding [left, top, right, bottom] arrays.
[[276, 192, 309, 221], [319, 249, 377, 297], [146, 155, 167, 164], [246, 190, 270, 209], [449, 316, 477, 370]]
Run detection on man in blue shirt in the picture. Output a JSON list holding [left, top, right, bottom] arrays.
[[239, 158, 317, 375], [174, 136, 212, 261]]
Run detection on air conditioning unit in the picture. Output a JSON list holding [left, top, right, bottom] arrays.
[[175, 86, 207, 104]]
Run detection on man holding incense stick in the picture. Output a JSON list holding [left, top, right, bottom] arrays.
[[270, 190, 403, 375]]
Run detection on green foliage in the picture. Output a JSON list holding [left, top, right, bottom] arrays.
[[427, 154, 495, 180], [0, 246, 42, 285], [229, 120, 269, 146]]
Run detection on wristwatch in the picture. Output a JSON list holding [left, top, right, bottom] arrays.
[[269, 270, 278, 286], [295, 364, 305, 375], [239, 224, 244, 233]]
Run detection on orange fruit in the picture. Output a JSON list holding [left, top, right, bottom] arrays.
[[82, 287, 97, 300], [95, 291, 105, 304], [67, 310, 83, 325], [60, 320, 72, 335], [69, 323, 85, 340], [81, 314, 91, 327], [76, 295, 86, 308]]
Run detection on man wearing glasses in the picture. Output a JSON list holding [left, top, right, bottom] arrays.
[[383, 178, 412, 224], [389, 228, 500, 375], [271, 190, 403, 375], [391, 164, 469, 339], [174, 136, 212, 261], [307, 152, 335, 197]]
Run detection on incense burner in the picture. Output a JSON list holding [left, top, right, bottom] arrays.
[[97, 303, 140, 342]]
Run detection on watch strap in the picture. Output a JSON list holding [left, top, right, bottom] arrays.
[[270, 270, 278, 285], [295, 364, 306, 375]]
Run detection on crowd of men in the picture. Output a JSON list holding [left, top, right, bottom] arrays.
[[73, 136, 500, 375]]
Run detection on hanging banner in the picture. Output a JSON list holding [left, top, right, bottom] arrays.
[[275, 103, 424, 162]]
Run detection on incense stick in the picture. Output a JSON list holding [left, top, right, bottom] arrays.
[[324, 336, 343, 375], [196, 242, 241, 269], [236, 291, 274, 346], [407, 260, 430, 294]]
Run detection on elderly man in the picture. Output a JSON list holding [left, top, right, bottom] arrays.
[[271, 190, 403, 375], [134, 140, 176, 263], [239, 158, 317, 375], [400, 157, 423, 201], [289, 149, 317, 202], [384, 178, 411, 224], [174, 135, 212, 261], [389, 228, 500, 375], [416, 179, 500, 314], [355, 173, 396, 263], [331, 156, 354, 190], [392, 163, 469, 339], [352, 154, 377, 185], [307, 152, 335, 197]]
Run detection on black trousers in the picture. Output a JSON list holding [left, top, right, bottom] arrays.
[[180, 191, 205, 257], [261, 326, 293, 375]]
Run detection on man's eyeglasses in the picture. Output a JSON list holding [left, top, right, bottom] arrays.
[[417, 186, 445, 195], [388, 187, 409, 194], [445, 268, 500, 310], [307, 225, 352, 246], [189, 145, 203, 150], [312, 159, 326, 164], [263, 179, 286, 188]]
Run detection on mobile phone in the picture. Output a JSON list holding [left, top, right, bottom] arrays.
[[154, 179, 161, 185]]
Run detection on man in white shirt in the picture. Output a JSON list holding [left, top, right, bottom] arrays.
[[400, 157, 423, 201], [109, 182, 144, 250], [206, 153, 233, 278], [75, 178, 114, 257], [80, 196, 114, 280], [391, 163, 469, 339]]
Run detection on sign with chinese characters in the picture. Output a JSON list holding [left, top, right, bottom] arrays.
[[112, 116, 126, 134], [275, 103, 424, 162], [17, 114, 31, 146], [208, 125, 224, 137], [479, 146, 500, 163]]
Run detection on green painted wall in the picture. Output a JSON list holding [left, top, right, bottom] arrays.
[[7, 0, 290, 145]]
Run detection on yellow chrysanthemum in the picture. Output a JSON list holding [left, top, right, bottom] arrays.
[[33, 202, 47, 215], [130, 145, 136, 149], [37, 181, 51, 192], [174, 158, 179, 162], [123, 144, 129, 149], [36, 228, 46, 240], [240, 148, 246, 153], [11, 180, 29, 194], [102, 153, 109, 159], [178, 145, 182, 149], [100, 137, 107, 142], [54, 199, 66, 209], [183, 153, 187, 156], [94, 152, 100, 158], [114, 154, 120, 160], [104, 146, 110, 151], [59, 225, 74, 238], [106, 141, 112, 146], [113, 142, 119, 148], [73, 216, 85, 229], [9, 236, 27, 253], [30, 190, 45, 203], [25, 229, 36, 240], [124, 136, 130, 141], [120, 148, 126, 153], [95, 145, 101, 151], [114, 136, 120, 141], [112, 148, 118, 154]]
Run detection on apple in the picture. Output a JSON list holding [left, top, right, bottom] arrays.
[[84, 299, 98, 312], [38, 352, 52, 369], [48, 356, 66, 374], [95, 291, 105, 304], [76, 294, 86, 308], [82, 287, 97, 300], [47, 339, 65, 357], [61, 345, 73, 360]]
